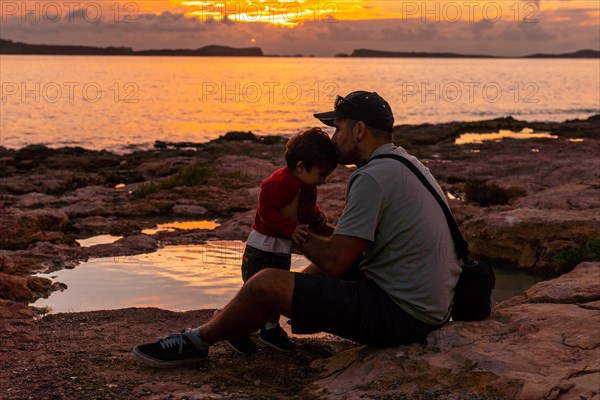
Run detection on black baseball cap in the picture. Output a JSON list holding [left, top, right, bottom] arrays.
[[314, 91, 394, 133]]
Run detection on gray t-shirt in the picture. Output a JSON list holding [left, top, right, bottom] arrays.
[[334, 143, 461, 325]]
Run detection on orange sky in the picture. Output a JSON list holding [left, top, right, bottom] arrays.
[[1, 0, 598, 56], [138, 1, 600, 25]]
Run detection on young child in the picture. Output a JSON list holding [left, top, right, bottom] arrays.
[[225, 127, 338, 355]]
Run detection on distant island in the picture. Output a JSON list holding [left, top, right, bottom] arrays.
[[1, 39, 599, 58], [339, 48, 600, 59], [523, 50, 600, 58], [0, 39, 263, 57]]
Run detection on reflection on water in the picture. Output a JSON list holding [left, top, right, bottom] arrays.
[[455, 128, 558, 144], [33, 240, 548, 313], [76, 234, 122, 247], [34, 241, 246, 312], [33, 241, 308, 313], [141, 220, 221, 235], [446, 192, 462, 201], [491, 266, 548, 306]]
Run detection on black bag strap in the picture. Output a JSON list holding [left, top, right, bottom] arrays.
[[369, 153, 470, 261]]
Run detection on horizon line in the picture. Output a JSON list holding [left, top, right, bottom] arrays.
[[1, 38, 599, 59]]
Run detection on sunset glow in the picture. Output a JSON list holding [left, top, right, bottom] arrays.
[[172, 0, 600, 24], [3, 0, 598, 23], [0, 0, 598, 57], [181, 0, 350, 26]]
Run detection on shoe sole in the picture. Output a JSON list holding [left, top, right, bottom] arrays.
[[258, 336, 295, 352], [223, 340, 257, 356], [132, 346, 205, 369]]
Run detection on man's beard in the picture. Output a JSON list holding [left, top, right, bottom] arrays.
[[336, 143, 361, 166]]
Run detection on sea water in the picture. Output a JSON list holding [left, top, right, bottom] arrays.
[[2, 56, 598, 152]]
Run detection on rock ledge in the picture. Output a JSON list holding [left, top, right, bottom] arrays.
[[309, 262, 600, 399]]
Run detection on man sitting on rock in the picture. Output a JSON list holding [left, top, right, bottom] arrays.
[[132, 91, 462, 368]]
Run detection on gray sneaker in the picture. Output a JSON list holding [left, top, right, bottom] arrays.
[[133, 329, 208, 368], [259, 325, 296, 352]]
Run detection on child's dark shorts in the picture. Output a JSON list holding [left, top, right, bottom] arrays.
[[241, 245, 291, 282], [290, 273, 440, 347]]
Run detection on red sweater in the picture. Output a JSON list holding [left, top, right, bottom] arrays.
[[251, 167, 325, 239]]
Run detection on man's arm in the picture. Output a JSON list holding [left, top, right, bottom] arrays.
[[297, 232, 367, 278]]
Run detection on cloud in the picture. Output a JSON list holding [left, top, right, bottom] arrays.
[[324, 24, 378, 41], [136, 12, 207, 32], [498, 22, 556, 41], [0, 11, 217, 47], [381, 24, 441, 41], [469, 20, 495, 41], [323, 20, 443, 43]]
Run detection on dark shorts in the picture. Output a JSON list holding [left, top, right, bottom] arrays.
[[241, 245, 291, 282], [291, 273, 439, 347]]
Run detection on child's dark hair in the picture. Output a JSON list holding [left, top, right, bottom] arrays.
[[284, 127, 338, 172]]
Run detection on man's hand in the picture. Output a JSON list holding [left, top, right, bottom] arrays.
[[291, 224, 309, 244]]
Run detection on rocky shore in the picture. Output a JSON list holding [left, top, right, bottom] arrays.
[[1, 115, 598, 398]]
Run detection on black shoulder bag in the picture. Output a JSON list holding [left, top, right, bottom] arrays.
[[371, 154, 495, 321]]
